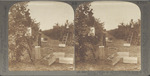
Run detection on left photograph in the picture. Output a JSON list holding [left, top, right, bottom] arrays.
[[8, 1, 75, 71]]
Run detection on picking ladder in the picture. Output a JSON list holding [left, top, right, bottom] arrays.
[[61, 33, 69, 45], [127, 19, 134, 44], [127, 32, 133, 44]]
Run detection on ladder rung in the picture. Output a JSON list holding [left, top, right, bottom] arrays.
[[61, 33, 68, 45]]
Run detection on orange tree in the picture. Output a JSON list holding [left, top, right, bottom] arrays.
[[75, 2, 104, 62], [9, 2, 40, 62], [42, 20, 74, 45], [108, 19, 141, 45]]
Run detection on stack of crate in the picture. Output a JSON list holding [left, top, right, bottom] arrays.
[[43, 52, 74, 65], [107, 52, 138, 65]]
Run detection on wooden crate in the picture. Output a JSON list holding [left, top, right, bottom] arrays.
[[58, 44, 66, 48], [65, 54, 74, 58], [98, 46, 105, 60], [117, 52, 129, 58], [59, 57, 74, 64], [107, 53, 121, 65], [53, 52, 65, 58], [48, 55, 56, 65], [35, 46, 41, 59], [43, 54, 56, 66], [111, 56, 121, 65], [123, 43, 130, 47], [123, 57, 138, 64]]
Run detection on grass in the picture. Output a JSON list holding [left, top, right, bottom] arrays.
[[9, 37, 74, 71], [9, 35, 141, 71], [75, 39, 141, 71]]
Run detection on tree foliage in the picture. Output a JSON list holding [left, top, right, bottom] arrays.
[[9, 2, 40, 62], [42, 20, 74, 45], [75, 2, 104, 62], [108, 19, 141, 45]]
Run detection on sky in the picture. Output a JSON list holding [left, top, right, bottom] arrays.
[[27, 1, 141, 31], [90, 1, 141, 30], [27, 1, 74, 31]]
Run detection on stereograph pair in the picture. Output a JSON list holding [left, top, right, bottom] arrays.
[[8, 1, 141, 71]]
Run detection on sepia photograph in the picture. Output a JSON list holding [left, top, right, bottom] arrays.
[[8, 1, 141, 71], [8, 1, 75, 71], [75, 1, 141, 71]]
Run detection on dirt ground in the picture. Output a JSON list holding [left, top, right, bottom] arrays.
[[9, 37, 141, 71], [75, 39, 141, 71], [9, 38, 74, 71]]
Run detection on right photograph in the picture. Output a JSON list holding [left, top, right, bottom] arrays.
[[75, 1, 141, 71]]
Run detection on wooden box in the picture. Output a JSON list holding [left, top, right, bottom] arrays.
[[117, 52, 129, 58], [53, 52, 65, 58], [35, 46, 41, 59], [123, 57, 138, 64], [59, 57, 74, 64]]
